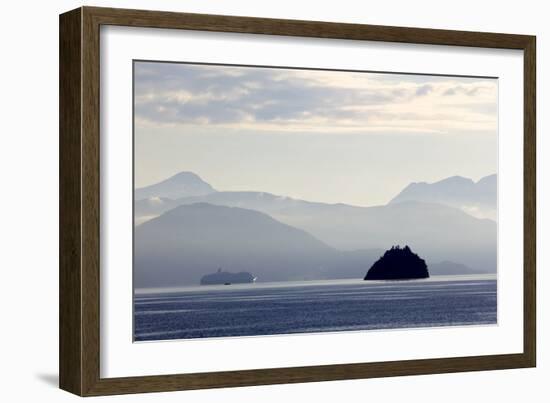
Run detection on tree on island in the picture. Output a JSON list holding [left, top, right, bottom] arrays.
[[364, 245, 429, 280]]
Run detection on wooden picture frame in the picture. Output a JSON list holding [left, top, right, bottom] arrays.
[[59, 6, 536, 396]]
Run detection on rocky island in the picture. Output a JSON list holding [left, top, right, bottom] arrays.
[[200, 268, 257, 285], [364, 245, 429, 280]]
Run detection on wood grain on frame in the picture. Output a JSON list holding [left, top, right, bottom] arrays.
[[59, 7, 82, 395], [59, 6, 536, 396]]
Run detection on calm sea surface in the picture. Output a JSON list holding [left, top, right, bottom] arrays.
[[134, 275, 497, 341]]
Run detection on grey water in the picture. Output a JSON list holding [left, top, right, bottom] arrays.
[[133, 275, 497, 342]]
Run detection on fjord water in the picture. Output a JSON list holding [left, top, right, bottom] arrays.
[[133, 275, 497, 342]]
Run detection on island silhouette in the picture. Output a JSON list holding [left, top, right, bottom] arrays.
[[364, 245, 429, 280]]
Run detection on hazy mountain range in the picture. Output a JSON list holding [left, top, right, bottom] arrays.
[[135, 203, 383, 288], [389, 174, 497, 220], [134, 171, 497, 287]]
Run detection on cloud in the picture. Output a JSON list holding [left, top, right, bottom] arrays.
[[443, 85, 483, 97], [134, 62, 497, 135], [415, 84, 433, 96]]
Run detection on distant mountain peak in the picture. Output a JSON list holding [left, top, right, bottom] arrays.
[[135, 171, 216, 200], [476, 174, 497, 185], [388, 174, 497, 220], [166, 171, 204, 183], [437, 175, 475, 185]]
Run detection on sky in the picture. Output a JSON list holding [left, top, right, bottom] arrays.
[[134, 61, 498, 206]]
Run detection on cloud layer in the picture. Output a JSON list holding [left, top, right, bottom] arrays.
[[135, 62, 497, 135]]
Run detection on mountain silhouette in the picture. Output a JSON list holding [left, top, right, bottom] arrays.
[[133, 172, 497, 276], [389, 174, 496, 220], [136, 191, 496, 273], [135, 171, 216, 200], [365, 245, 429, 280], [429, 260, 480, 275], [134, 203, 381, 287]]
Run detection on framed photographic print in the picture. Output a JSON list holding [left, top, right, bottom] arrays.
[[59, 6, 536, 396]]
